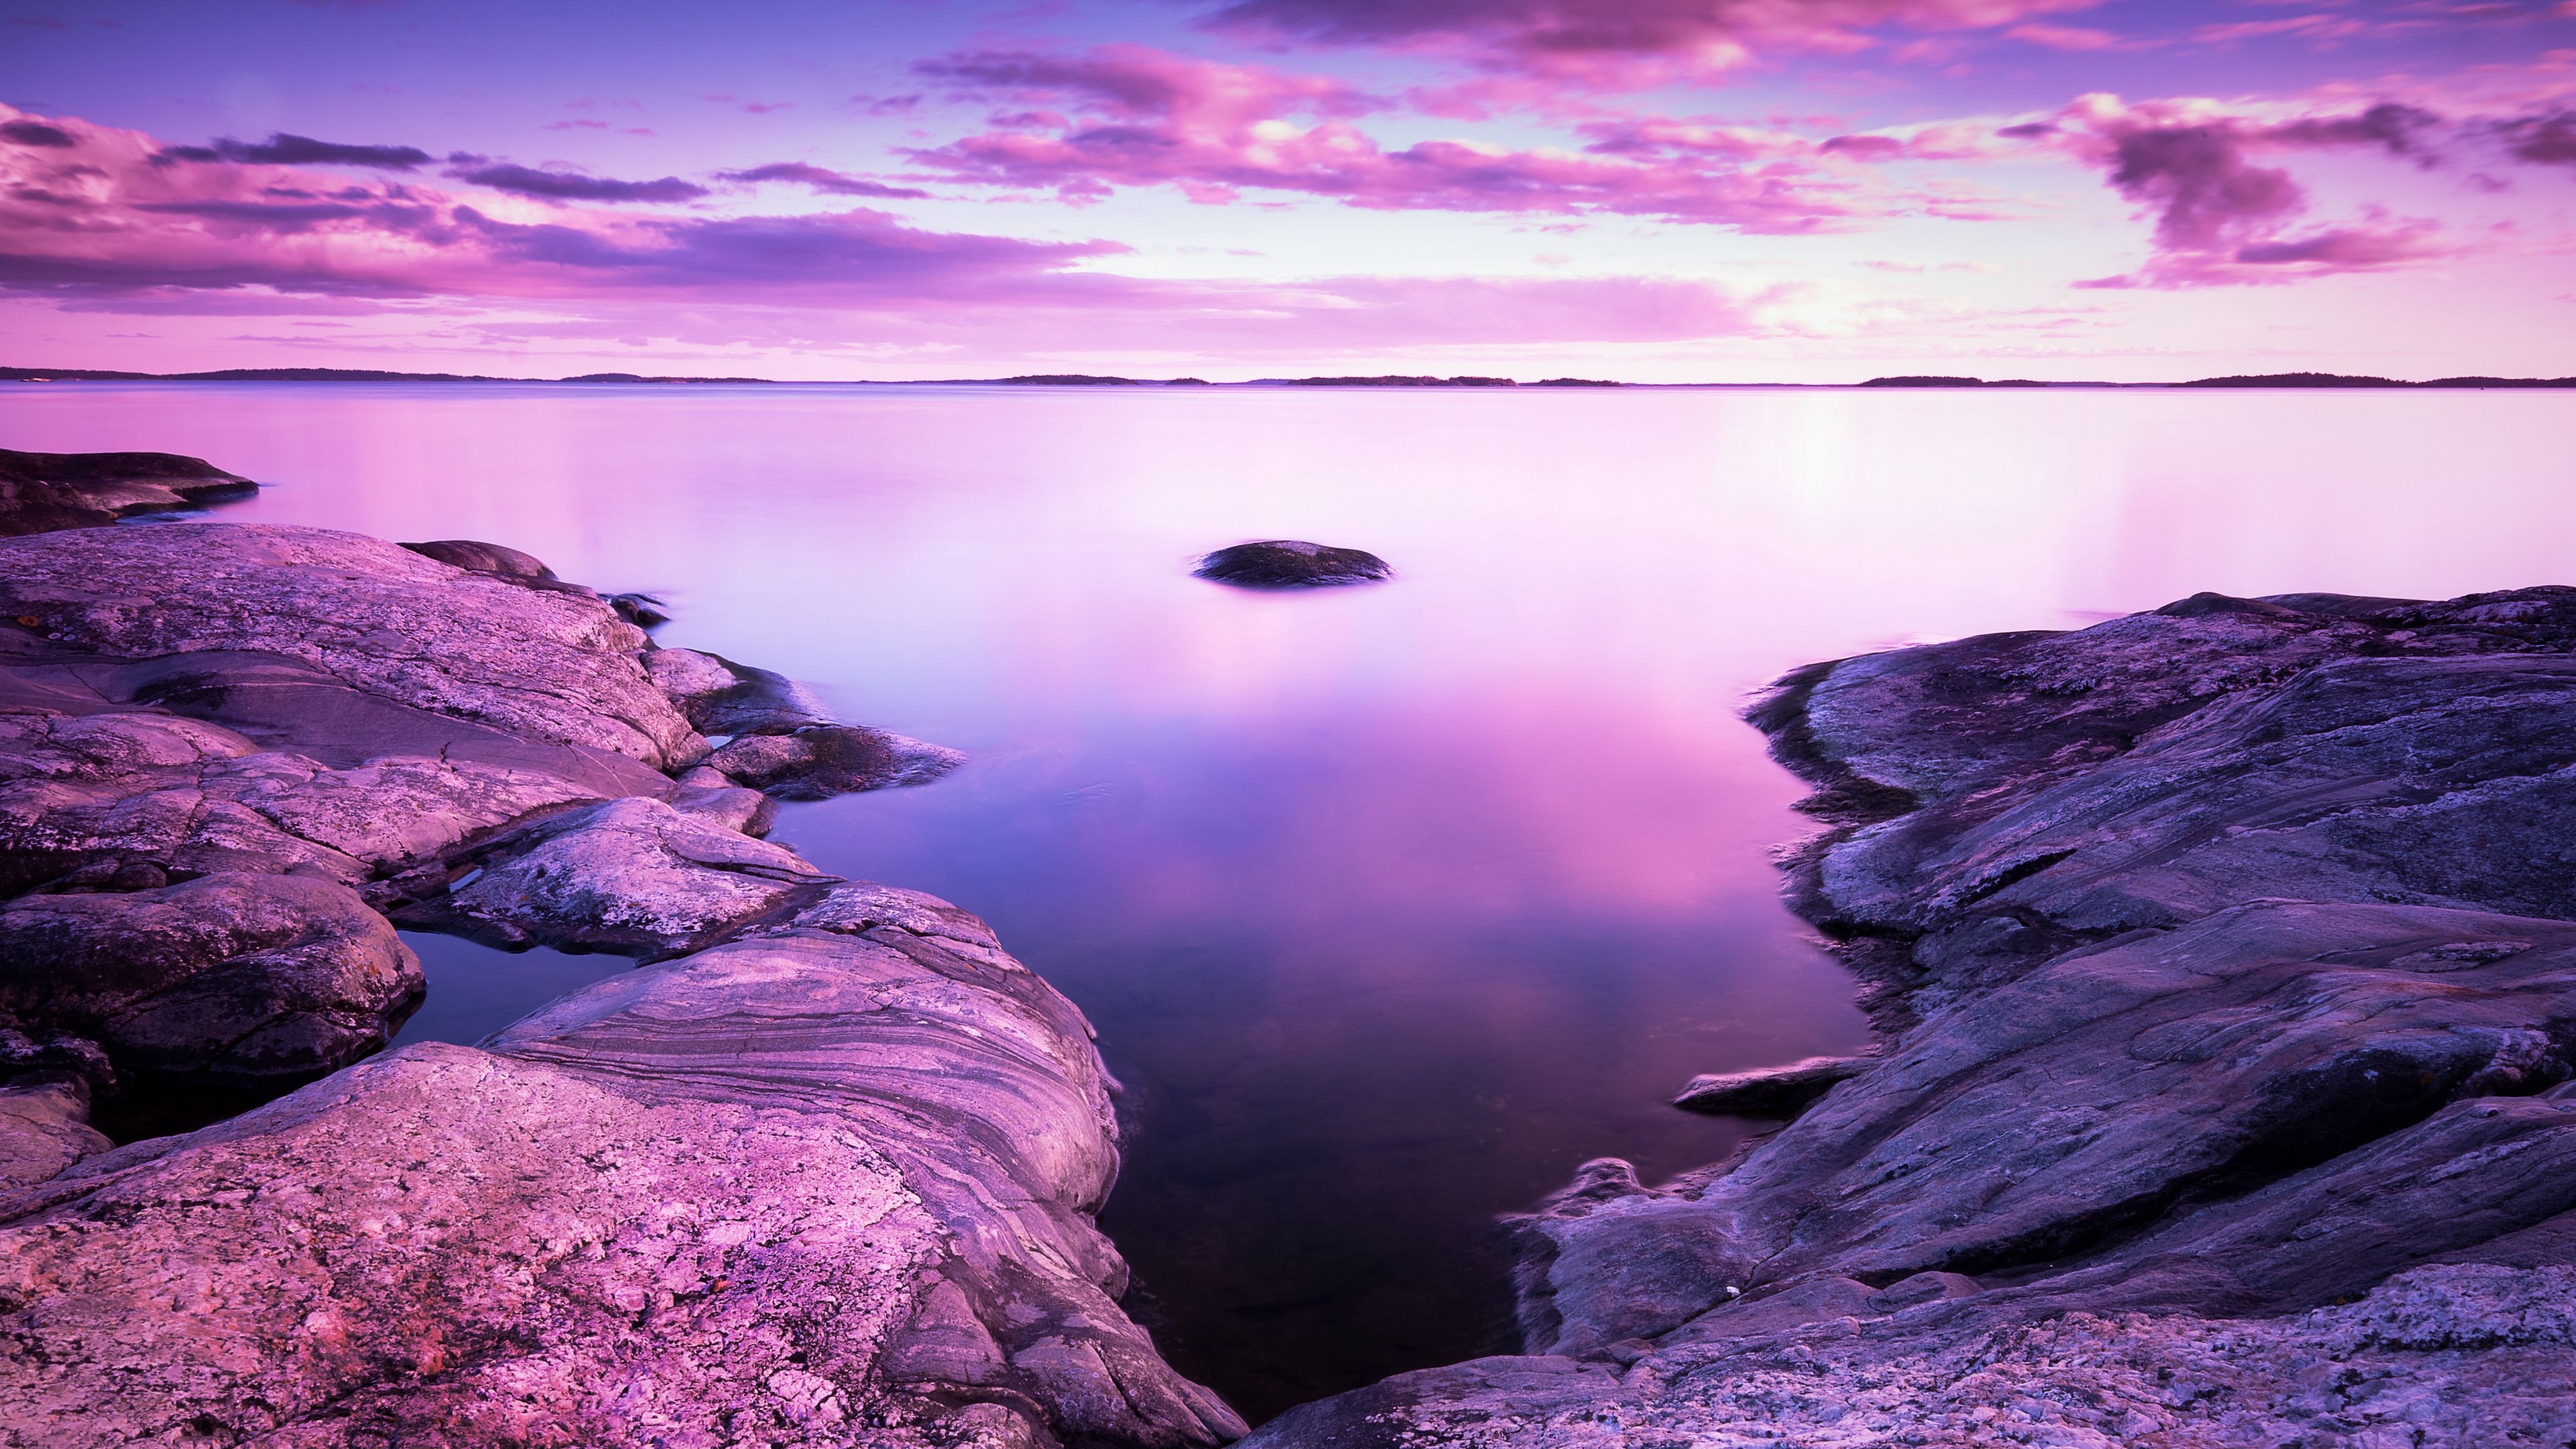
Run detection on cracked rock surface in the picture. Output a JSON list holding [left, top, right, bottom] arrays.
[[0, 517, 1220, 1448], [1246, 586, 2576, 1449]]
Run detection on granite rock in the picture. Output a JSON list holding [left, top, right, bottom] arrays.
[[646, 647, 835, 736], [0, 1073, 109, 1190], [0, 888, 1243, 1448], [0, 523, 704, 768], [400, 795, 841, 956], [1248, 587, 2576, 1448], [709, 724, 964, 799], [0, 871, 421, 1095]]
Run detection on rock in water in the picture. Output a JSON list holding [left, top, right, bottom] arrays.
[[1193, 539, 1391, 588], [0, 447, 257, 537], [1244, 586, 2576, 1449]]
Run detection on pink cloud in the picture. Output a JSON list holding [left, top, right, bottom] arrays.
[[907, 44, 1858, 229], [2049, 95, 2461, 286], [1195, 0, 2107, 86], [2004, 21, 2124, 50], [0, 103, 1792, 361]]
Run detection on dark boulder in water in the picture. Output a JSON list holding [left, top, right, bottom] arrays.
[[1195, 539, 1391, 588]]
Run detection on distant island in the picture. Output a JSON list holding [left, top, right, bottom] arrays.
[[1864, 372, 2576, 389], [6, 365, 2570, 389]]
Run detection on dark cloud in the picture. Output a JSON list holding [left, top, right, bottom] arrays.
[[1193, 0, 2088, 79], [2104, 126, 2304, 250], [2496, 111, 2576, 166], [2268, 102, 2440, 160], [159, 132, 431, 168], [715, 162, 930, 199], [448, 163, 709, 203], [0, 117, 75, 147]]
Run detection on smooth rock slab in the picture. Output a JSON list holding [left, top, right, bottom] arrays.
[[0, 523, 703, 768]]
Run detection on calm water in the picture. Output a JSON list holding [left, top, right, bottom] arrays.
[[7, 383, 2569, 1417]]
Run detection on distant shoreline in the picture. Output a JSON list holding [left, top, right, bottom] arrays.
[[4, 365, 2571, 390]]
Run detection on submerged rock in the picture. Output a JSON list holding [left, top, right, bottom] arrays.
[[1194, 539, 1391, 588], [1246, 586, 2576, 1448], [0, 447, 257, 537]]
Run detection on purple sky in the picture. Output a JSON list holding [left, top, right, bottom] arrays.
[[2, 0, 2571, 380]]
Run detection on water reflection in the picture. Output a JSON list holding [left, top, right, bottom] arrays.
[[5, 382, 2567, 1417]]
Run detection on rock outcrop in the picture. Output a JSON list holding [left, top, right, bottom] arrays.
[[0, 871, 421, 1099], [1192, 541, 1391, 588], [0, 447, 256, 537], [0, 517, 1229, 1446], [1245, 586, 2576, 1448]]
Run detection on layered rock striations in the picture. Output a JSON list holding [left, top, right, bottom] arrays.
[[0, 515, 1236, 1446], [1248, 587, 2576, 1448]]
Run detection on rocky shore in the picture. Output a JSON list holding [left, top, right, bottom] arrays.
[[1248, 588, 2576, 1446], [0, 501, 1239, 1446]]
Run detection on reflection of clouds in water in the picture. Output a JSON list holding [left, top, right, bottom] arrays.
[[12, 382, 2568, 1419]]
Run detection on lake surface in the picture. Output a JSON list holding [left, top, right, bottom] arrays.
[[5, 382, 2569, 1418]]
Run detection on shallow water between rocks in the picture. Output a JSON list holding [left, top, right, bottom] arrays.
[[5, 382, 2568, 1419]]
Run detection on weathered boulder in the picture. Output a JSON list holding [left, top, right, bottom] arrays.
[[0, 447, 256, 537], [708, 724, 963, 799], [397, 796, 839, 956], [0, 871, 421, 1095], [1248, 586, 2576, 1448], [0, 884, 1244, 1448], [646, 647, 835, 736], [1193, 540, 1391, 588]]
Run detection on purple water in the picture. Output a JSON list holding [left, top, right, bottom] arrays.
[[5, 382, 2567, 1415]]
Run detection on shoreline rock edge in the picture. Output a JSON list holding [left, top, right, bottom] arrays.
[[0, 515, 1242, 1448], [1244, 586, 2576, 1448]]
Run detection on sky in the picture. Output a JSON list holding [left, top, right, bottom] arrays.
[[1, 0, 2571, 380]]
